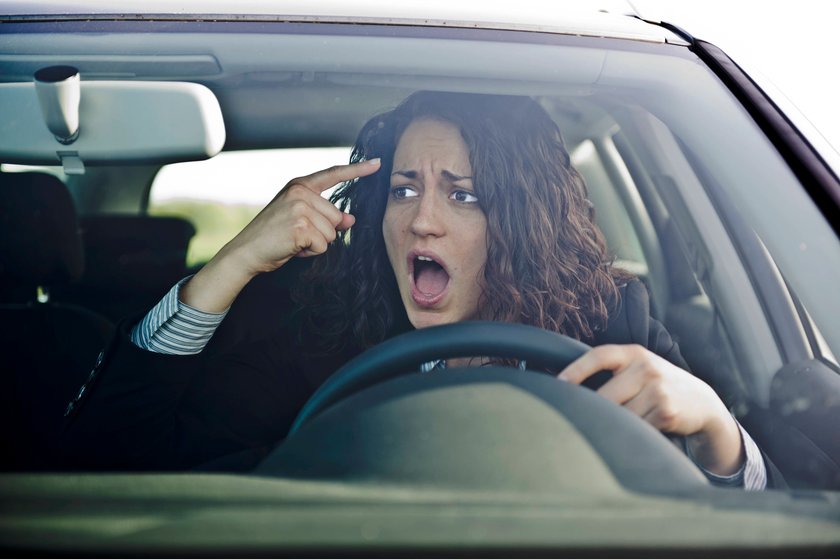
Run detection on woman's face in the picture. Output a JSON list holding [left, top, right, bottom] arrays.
[[383, 118, 488, 329]]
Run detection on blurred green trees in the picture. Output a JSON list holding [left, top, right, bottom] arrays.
[[149, 199, 261, 267]]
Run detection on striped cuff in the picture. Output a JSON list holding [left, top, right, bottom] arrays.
[[739, 421, 767, 491], [420, 359, 444, 373], [130, 276, 229, 355], [419, 359, 528, 372], [686, 419, 767, 491]]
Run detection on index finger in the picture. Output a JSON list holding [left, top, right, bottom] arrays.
[[292, 158, 381, 194], [557, 344, 638, 385]]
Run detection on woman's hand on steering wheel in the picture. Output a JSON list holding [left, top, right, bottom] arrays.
[[558, 344, 745, 477]]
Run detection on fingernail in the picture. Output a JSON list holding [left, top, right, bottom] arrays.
[[367, 158, 381, 166]]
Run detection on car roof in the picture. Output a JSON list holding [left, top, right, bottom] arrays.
[[2, 0, 687, 45]]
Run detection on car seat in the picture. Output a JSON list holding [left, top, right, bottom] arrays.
[[0, 171, 114, 470], [57, 215, 196, 321]]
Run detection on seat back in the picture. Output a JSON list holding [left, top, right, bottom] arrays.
[[0, 171, 114, 470], [58, 214, 195, 320]]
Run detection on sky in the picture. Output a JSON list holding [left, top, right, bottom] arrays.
[[152, 0, 840, 205], [632, 0, 840, 156]]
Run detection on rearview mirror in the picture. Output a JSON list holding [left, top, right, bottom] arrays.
[[0, 79, 226, 171]]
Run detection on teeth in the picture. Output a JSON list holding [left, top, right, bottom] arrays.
[[417, 256, 434, 262]]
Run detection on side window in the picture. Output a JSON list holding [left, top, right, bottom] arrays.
[[148, 148, 351, 267], [571, 139, 647, 275]]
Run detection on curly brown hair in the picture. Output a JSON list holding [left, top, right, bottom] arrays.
[[294, 91, 630, 352]]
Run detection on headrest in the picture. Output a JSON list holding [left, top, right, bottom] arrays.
[[0, 172, 83, 289], [79, 215, 196, 292]]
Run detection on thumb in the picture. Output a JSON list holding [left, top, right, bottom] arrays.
[[337, 212, 356, 231]]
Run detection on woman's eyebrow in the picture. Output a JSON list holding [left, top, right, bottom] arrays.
[[442, 170, 472, 182], [390, 169, 472, 182]]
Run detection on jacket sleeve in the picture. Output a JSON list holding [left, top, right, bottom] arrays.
[[59, 318, 313, 471], [594, 280, 689, 370]]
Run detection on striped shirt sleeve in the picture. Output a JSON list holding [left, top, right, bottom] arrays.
[[130, 276, 229, 355], [685, 419, 767, 491]]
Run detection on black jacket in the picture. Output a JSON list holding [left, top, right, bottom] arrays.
[[58, 277, 727, 473]]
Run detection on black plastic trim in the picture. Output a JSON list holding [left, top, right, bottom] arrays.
[[652, 20, 695, 44]]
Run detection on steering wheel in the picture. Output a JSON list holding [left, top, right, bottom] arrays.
[[272, 321, 708, 494], [289, 321, 592, 434]]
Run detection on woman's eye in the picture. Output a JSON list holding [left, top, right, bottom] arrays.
[[390, 185, 418, 200], [451, 190, 479, 203]]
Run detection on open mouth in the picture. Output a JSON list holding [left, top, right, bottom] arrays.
[[408, 252, 451, 306]]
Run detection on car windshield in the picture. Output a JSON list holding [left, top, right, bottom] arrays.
[[2, 3, 840, 555]]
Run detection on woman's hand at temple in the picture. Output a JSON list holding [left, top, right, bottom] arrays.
[[558, 344, 745, 477], [179, 159, 381, 313]]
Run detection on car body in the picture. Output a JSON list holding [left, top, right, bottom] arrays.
[[2, 1, 840, 556]]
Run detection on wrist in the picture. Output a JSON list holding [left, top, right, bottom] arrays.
[[686, 411, 744, 476], [179, 250, 257, 313], [213, 243, 264, 282]]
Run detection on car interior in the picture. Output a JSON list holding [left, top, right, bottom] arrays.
[[1, 20, 840, 500], [3, 10, 840, 554]]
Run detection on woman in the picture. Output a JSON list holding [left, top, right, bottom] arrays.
[[61, 92, 769, 488]]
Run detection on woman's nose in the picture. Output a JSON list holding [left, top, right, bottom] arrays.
[[409, 190, 445, 237]]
